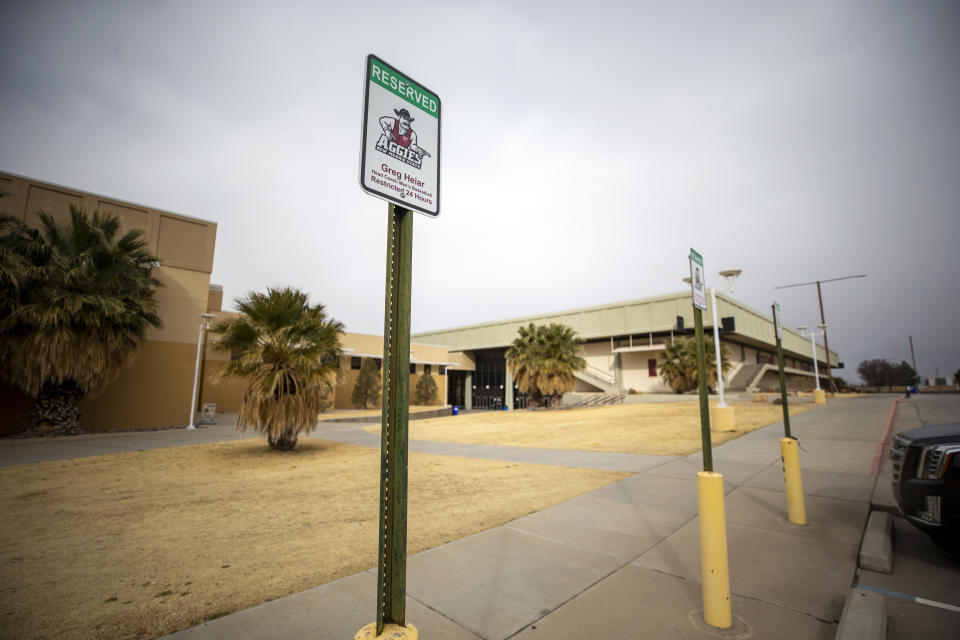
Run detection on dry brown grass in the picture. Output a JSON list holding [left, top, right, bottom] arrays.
[[0, 439, 625, 640], [369, 402, 814, 456]]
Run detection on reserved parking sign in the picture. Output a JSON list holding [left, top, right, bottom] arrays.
[[359, 54, 441, 217]]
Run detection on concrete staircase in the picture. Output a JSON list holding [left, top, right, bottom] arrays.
[[726, 363, 762, 391], [574, 366, 617, 393], [563, 393, 626, 409]]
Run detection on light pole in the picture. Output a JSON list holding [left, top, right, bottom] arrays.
[[775, 274, 866, 395], [711, 287, 727, 408], [188, 313, 217, 429], [711, 269, 740, 430], [797, 325, 826, 404]]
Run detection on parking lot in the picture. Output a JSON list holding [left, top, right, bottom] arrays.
[[866, 393, 960, 639]]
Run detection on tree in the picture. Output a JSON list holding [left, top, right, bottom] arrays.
[[954, 369, 960, 387], [415, 371, 438, 405], [351, 358, 381, 409], [506, 322, 586, 408], [857, 359, 918, 387], [857, 359, 890, 387], [658, 337, 731, 394], [212, 287, 344, 451], [891, 361, 919, 386], [0, 207, 162, 435]]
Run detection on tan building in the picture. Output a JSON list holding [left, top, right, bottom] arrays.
[[0, 171, 219, 434], [199, 326, 462, 413], [412, 293, 841, 409], [0, 171, 458, 434]]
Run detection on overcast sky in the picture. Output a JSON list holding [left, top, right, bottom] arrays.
[[2, 0, 958, 383]]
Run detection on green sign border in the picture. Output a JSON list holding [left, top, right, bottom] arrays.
[[369, 56, 439, 118]]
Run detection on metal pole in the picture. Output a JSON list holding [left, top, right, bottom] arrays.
[[377, 204, 413, 634], [815, 281, 837, 394], [188, 322, 203, 429], [710, 287, 726, 407], [772, 304, 792, 439], [809, 333, 821, 391], [694, 307, 714, 472]]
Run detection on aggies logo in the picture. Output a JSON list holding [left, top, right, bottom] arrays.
[[376, 108, 432, 169]]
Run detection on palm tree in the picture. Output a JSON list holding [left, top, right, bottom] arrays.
[[212, 287, 344, 450], [659, 339, 698, 394], [0, 206, 162, 434], [658, 336, 731, 394], [506, 322, 586, 408]]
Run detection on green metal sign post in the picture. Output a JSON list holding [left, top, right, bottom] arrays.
[[358, 54, 439, 640], [689, 248, 713, 472], [376, 204, 413, 634], [772, 302, 807, 525], [772, 303, 792, 439]]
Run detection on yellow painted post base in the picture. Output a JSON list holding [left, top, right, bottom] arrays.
[[812, 389, 826, 405], [355, 623, 418, 640], [696, 471, 732, 629], [780, 437, 807, 525], [711, 405, 736, 432]]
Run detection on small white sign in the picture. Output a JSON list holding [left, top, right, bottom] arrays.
[[360, 54, 441, 217], [689, 249, 707, 311], [200, 402, 217, 425], [773, 303, 783, 340]]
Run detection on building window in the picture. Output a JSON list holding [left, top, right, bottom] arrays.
[[648, 359, 657, 377], [410, 363, 417, 374], [424, 364, 431, 374], [438, 366, 446, 375], [351, 357, 361, 370]]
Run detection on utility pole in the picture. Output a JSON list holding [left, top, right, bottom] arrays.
[[775, 274, 866, 395], [908, 336, 918, 374]]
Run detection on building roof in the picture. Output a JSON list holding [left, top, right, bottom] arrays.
[[412, 292, 839, 365]]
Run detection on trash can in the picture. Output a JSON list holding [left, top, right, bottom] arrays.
[[502, 403, 509, 411], [452, 405, 459, 416]]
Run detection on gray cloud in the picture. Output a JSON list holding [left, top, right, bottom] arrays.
[[2, 0, 958, 382]]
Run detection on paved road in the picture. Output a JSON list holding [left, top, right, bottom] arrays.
[[861, 393, 960, 639]]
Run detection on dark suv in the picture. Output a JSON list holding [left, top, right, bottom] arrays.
[[889, 423, 960, 555]]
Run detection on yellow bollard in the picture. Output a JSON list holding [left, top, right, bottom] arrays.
[[780, 437, 807, 525], [355, 623, 418, 640], [697, 471, 732, 629], [712, 405, 736, 432], [812, 389, 826, 405]]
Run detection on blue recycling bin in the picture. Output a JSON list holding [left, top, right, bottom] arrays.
[[452, 405, 459, 416]]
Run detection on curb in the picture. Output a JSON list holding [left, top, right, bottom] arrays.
[[859, 511, 894, 574], [870, 398, 902, 476], [835, 588, 887, 640], [319, 407, 453, 424]]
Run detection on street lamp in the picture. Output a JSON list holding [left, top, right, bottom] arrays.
[[711, 269, 741, 407], [718, 269, 742, 293], [796, 325, 827, 405], [775, 273, 866, 394], [188, 313, 217, 429]]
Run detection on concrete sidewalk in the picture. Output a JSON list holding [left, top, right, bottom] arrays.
[[160, 395, 897, 640], [0, 416, 254, 467]]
